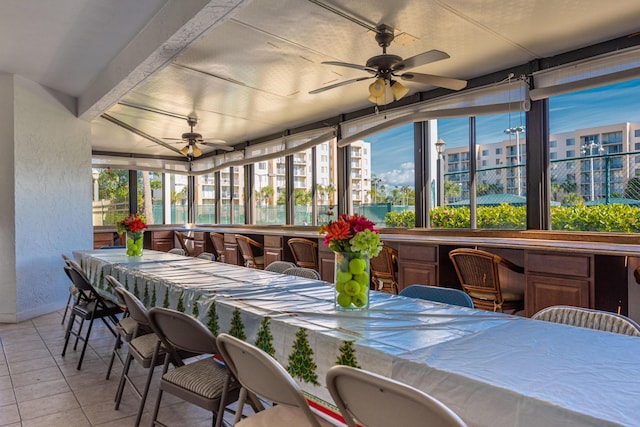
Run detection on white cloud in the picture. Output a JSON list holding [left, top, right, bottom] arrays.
[[378, 162, 415, 187]]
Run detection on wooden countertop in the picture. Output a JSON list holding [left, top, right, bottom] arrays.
[[96, 225, 640, 257]]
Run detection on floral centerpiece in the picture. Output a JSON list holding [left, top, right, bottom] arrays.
[[320, 214, 382, 310], [117, 213, 147, 256]]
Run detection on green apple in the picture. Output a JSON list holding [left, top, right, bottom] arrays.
[[335, 281, 345, 293], [343, 280, 360, 296], [352, 293, 368, 307], [354, 272, 369, 287], [337, 293, 352, 308], [336, 271, 352, 283], [348, 258, 366, 275]]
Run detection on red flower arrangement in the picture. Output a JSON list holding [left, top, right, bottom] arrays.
[[320, 213, 382, 258], [116, 213, 148, 233]]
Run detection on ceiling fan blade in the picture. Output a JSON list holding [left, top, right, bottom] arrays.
[[309, 76, 374, 94], [393, 50, 450, 71], [163, 137, 184, 141], [200, 141, 234, 152], [400, 72, 467, 91], [322, 61, 377, 73]]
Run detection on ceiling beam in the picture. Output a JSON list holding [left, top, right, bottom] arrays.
[[78, 0, 250, 121]]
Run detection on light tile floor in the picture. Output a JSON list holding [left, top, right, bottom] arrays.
[[0, 310, 239, 427]]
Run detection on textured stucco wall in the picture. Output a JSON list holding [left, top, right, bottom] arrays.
[[7, 76, 92, 322], [0, 74, 17, 321]]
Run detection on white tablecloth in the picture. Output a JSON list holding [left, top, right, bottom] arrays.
[[75, 250, 640, 427]]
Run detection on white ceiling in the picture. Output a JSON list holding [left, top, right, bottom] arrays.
[[2, 0, 640, 164]]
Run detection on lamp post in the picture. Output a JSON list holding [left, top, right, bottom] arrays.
[[92, 169, 100, 202], [581, 138, 603, 201], [435, 139, 446, 207], [504, 125, 525, 196]]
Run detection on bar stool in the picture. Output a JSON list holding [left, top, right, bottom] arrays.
[[287, 238, 318, 271], [235, 235, 264, 269], [209, 232, 227, 263]]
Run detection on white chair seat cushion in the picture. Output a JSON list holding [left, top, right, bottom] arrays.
[[162, 357, 228, 399], [236, 404, 334, 427]]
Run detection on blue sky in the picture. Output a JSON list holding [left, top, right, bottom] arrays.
[[363, 78, 640, 187]]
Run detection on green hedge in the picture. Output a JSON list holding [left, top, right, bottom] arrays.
[[384, 203, 640, 233]]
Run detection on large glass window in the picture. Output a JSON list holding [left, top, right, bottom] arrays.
[[232, 166, 244, 224], [92, 168, 129, 226], [220, 168, 232, 224], [549, 78, 640, 232], [433, 117, 470, 228], [166, 173, 188, 224], [137, 171, 162, 225], [480, 113, 526, 230], [362, 123, 414, 228], [195, 173, 216, 224], [293, 149, 313, 225], [316, 141, 337, 225], [255, 158, 284, 224]]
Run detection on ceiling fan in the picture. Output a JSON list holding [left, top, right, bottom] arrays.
[[165, 115, 233, 157], [309, 24, 467, 105]]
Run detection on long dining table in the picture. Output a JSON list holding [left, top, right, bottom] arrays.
[[75, 249, 640, 427]]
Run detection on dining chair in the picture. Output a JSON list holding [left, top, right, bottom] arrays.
[[215, 333, 334, 427], [111, 282, 167, 427], [61, 261, 122, 370], [209, 232, 227, 263], [168, 248, 186, 256], [287, 238, 319, 270], [326, 365, 467, 427], [235, 234, 265, 269], [197, 252, 216, 261], [370, 243, 399, 294], [532, 305, 640, 336], [399, 284, 474, 308], [104, 275, 147, 381], [148, 308, 241, 427], [174, 230, 195, 256], [61, 254, 82, 325], [448, 248, 524, 313], [264, 260, 297, 273], [283, 267, 322, 280]]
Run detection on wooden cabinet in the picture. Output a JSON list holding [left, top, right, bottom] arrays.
[[224, 235, 240, 266], [93, 232, 115, 249], [318, 244, 335, 282], [192, 232, 206, 256], [264, 235, 283, 266], [525, 251, 593, 317], [150, 230, 175, 252], [397, 244, 438, 292]]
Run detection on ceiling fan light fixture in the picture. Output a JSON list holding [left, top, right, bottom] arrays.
[[391, 80, 409, 100], [368, 78, 386, 98], [180, 145, 190, 156], [368, 94, 382, 104], [191, 144, 202, 157]]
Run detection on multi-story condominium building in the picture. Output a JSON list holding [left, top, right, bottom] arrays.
[[350, 141, 372, 204], [192, 140, 371, 209], [443, 122, 640, 203]]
